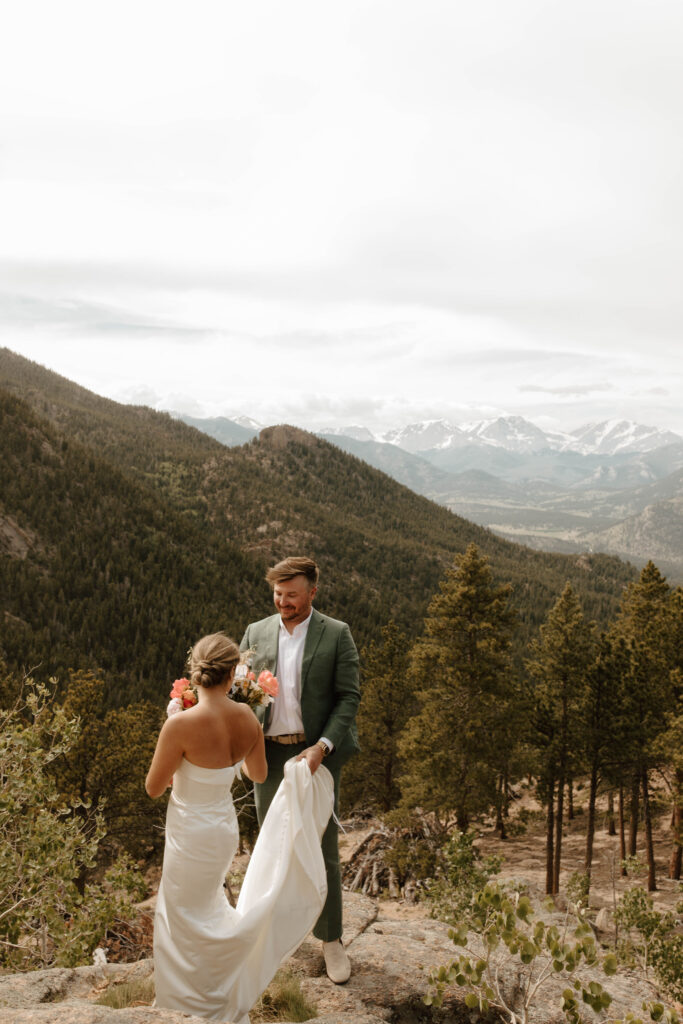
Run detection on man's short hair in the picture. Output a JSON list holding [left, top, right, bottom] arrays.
[[266, 556, 319, 588]]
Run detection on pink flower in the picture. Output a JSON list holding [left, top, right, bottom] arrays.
[[170, 678, 191, 699], [257, 670, 279, 697], [169, 678, 198, 709]]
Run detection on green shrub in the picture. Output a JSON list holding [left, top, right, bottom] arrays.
[[505, 806, 545, 837], [426, 883, 680, 1024], [566, 870, 590, 909], [425, 830, 501, 925], [0, 679, 146, 969], [616, 886, 683, 1002]]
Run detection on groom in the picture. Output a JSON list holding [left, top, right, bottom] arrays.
[[240, 556, 360, 984]]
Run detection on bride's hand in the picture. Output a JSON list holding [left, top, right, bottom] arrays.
[[296, 744, 324, 775]]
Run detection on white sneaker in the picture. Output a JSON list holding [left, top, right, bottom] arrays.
[[322, 939, 351, 983]]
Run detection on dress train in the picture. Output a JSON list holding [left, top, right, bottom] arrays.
[[153, 756, 333, 1024]]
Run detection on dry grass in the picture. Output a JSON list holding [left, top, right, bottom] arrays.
[[92, 967, 317, 1021], [94, 976, 155, 1009], [252, 968, 317, 1022]]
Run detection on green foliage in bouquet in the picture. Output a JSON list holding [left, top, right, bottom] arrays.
[[0, 679, 146, 969]]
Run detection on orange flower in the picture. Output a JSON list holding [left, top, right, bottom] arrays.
[[257, 670, 279, 697], [170, 678, 190, 699]]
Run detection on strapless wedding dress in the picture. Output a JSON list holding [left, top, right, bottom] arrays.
[[153, 756, 334, 1024]]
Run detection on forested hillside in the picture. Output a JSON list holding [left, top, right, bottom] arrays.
[[1, 347, 636, 701], [0, 390, 266, 704]]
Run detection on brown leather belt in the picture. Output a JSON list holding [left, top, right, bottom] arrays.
[[266, 732, 306, 745]]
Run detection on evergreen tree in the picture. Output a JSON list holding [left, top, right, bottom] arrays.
[[398, 544, 516, 832], [661, 587, 683, 879], [613, 563, 677, 891], [343, 620, 412, 813], [527, 583, 594, 895], [51, 670, 165, 859], [581, 632, 629, 891]]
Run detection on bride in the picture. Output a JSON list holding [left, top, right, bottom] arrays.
[[146, 632, 334, 1024]]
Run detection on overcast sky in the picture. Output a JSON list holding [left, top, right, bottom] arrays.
[[1, 0, 682, 435]]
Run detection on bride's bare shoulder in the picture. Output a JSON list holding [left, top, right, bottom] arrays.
[[228, 702, 260, 726]]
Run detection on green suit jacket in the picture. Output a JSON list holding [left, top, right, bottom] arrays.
[[240, 609, 360, 770]]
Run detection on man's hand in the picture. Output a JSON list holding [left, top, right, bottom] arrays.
[[296, 744, 324, 775]]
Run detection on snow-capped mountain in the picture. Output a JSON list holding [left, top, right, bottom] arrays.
[[567, 420, 683, 456], [460, 416, 571, 453], [375, 416, 682, 457], [320, 425, 376, 442], [176, 410, 683, 462], [381, 420, 466, 452], [232, 415, 263, 431], [380, 416, 573, 454]]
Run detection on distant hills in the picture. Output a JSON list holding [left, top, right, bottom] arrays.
[[169, 410, 683, 580], [0, 347, 639, 702]]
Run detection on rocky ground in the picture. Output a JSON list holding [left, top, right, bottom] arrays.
[[1, 792, 679, 1024], [0, 888, 661, 1024]]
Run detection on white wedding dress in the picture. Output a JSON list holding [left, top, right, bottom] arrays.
[[153, 756, 334, 1024]]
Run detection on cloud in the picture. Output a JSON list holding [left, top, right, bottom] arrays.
[[520, 382, 616, 397], [0, 290, 209, 342]]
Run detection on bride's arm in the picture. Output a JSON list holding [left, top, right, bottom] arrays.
[[145, 717, 185, 798], [241, 716, 267, 784]]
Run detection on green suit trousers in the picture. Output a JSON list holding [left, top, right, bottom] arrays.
[[254, 739, 342, 943]]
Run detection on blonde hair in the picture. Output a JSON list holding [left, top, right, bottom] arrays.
[[188, 632, 240, 689], [265, 556, 319, 588]]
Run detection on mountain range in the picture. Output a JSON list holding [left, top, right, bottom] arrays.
[[0, 346, 639, 702], [233, 415, 682, 457], [168, 412, 683, 580]]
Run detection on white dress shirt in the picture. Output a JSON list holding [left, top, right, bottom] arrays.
[[265, 611, 312, 736], [266, 610, 333, 751]]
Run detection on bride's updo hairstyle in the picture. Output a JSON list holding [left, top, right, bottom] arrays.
[[188, 632, 240, 689]]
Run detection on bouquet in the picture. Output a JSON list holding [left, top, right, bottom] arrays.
[[166, 661, 278, 718], [231, 657, 279, 710], [167, 678, 198, 717]]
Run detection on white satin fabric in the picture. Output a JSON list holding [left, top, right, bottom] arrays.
[[153, 756, 333, 1024]]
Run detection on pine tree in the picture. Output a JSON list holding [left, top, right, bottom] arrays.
[[661, 587, 683, 879], [613, 563, 676, 891], [398, 544, 516, 832], [527, 583, 594, 895], [50, 670, 165, 859], [581, 632, 629, 891], [343, 621, 413, 813]]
